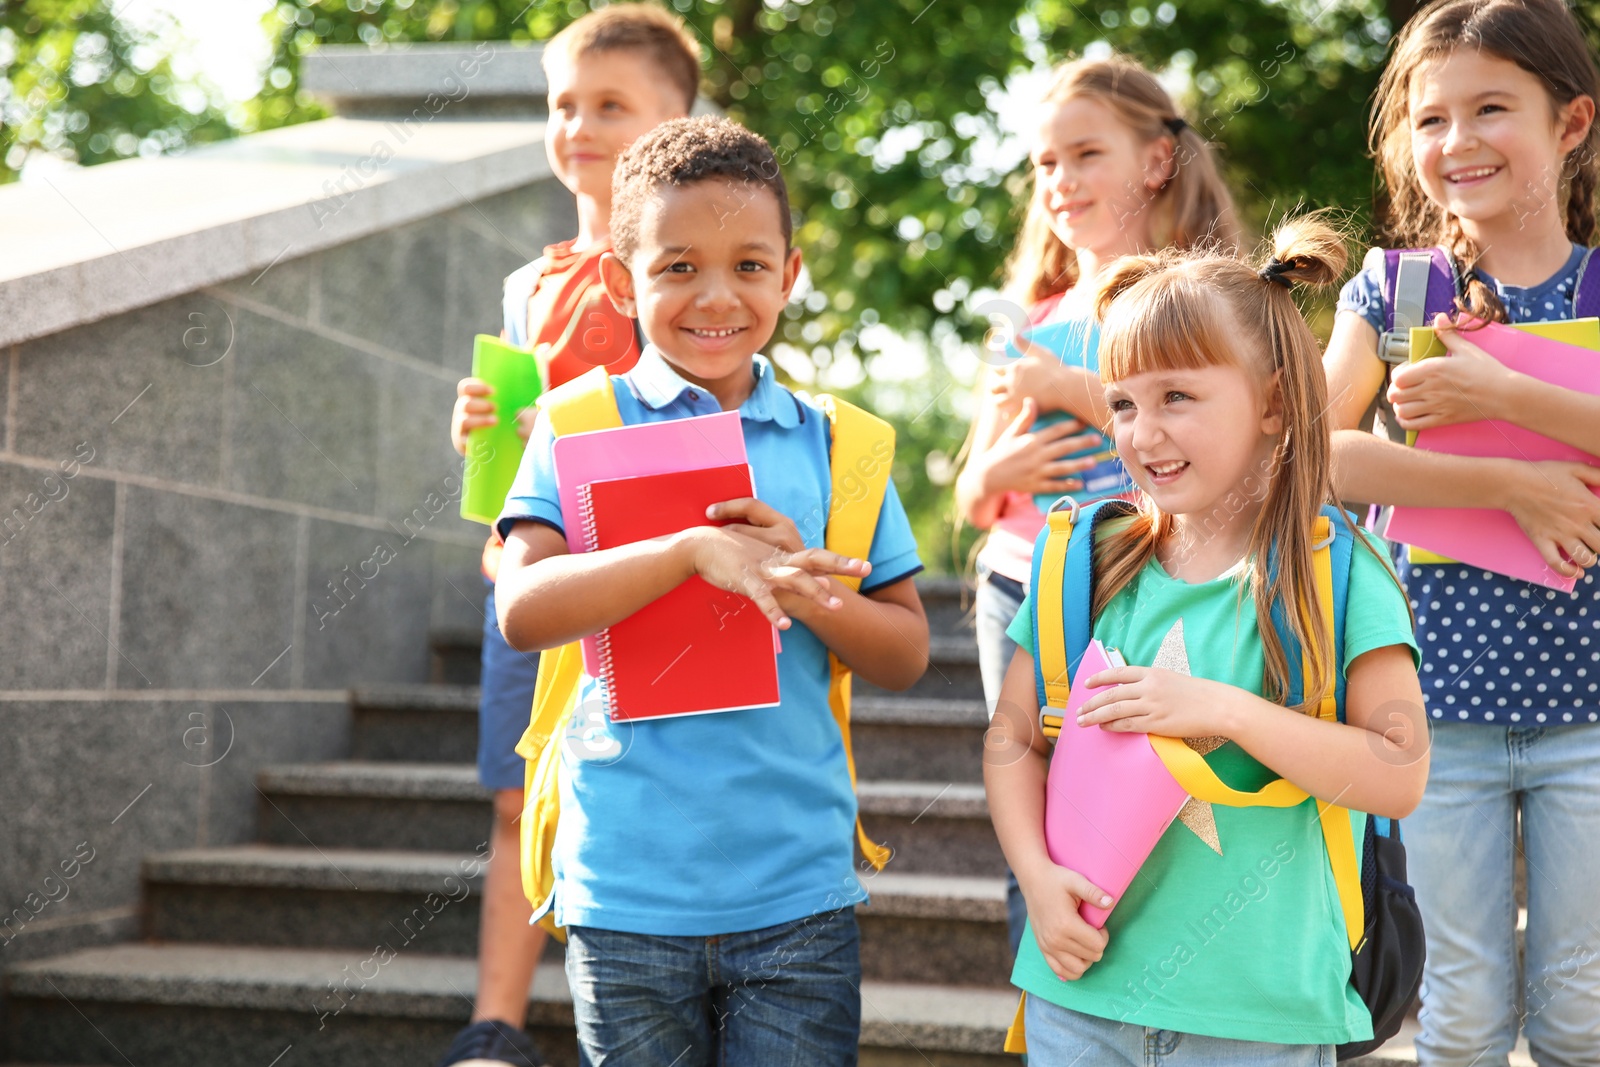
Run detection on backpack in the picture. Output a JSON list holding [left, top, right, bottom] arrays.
[[1003, 498, 1424, 1061], [514, 366, 897, 938], [1368, 245, 1600, 564]]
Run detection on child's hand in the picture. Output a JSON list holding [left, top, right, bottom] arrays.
[[1387, 314, 1517, 430], [1501, 458, 1600, 577], [680, 525, 870, 630], [514, 405, 539, 442], [1021, 864, 1111, 981], [705, 497, 804, 553], [1075, 665, 1235, 738], [451, 377, 496, 455], [993, 339, 1077, 413], [979, 399, 1103, 498]]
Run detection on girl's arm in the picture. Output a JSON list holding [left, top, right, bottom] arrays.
[[953, 376, 1102, 529], [1327, 312, 1600, 576], [995, 342, 1110, 426], [1077, 643, 1428, 819], [984, 647, 1111, 980], [1389, 314, 1600, 454]]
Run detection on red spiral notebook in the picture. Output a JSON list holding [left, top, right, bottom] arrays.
[[580, 463, 780, 721]]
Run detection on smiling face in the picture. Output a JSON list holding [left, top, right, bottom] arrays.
[[1408, 48, 1593, 239], [1104, 359, 1282, 523], [1031, 95, 1173, 260], [599, 179, 801, 407], [544, 48, 687, 202]]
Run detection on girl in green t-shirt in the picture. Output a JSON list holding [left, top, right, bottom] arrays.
[[985, 215, 1427, 1061]]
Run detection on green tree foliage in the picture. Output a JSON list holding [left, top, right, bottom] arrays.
[[8, 0, 1598, 566]]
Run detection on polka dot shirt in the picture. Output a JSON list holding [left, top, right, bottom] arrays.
[[1338, 245, 1600, 725]]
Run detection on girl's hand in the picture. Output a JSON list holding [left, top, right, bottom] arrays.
[[451, 377, 496, 455], [1019, 865, 1111, 981], [1387, 314, 1518, 429], [680, 525, 869, 629], [514, 405, 539, 442], [978, 399, 1103, 498], [993, 339, 1077, 414], [1498, 458, 1600, 578], [1075, 666, 1236, 738]]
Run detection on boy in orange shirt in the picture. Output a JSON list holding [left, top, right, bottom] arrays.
[[442, 6, 699, 1065]]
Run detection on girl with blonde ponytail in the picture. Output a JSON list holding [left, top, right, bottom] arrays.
[[985, 215, 1427, 1062], [955, 54, 1240, 956], [1324, 3, 1600, 1061]]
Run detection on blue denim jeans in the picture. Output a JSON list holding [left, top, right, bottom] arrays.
[[564, 908, 861, 1066], [1023, 995, 1332, 1066], [976, 565, 1030, 958], [478, 582, 542, 790], [1406, 721, 1600, 1067]]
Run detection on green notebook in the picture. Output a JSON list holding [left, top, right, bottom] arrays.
[[460, 334, 545, 526]]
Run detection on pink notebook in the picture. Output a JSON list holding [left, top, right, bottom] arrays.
[[1385, 321, 1600, 592], [552, 410, 750, 673], [1044, 639, 1190, 927]]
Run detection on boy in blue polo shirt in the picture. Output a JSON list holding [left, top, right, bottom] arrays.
[[493, 116, 928, 1066]]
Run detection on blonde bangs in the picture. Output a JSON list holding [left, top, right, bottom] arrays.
[[1098, 271, 1245, 383]]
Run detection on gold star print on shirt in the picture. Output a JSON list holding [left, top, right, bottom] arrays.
[[1151, 619, 1226, 855]]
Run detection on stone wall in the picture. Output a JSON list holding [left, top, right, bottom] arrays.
[[0, 96, 570, 968]]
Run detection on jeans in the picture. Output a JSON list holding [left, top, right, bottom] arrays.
[[977, 566, 1031, 958], [564, 908, 861, 1067], [1406, 721, 1600, 1067], [1022, 995, 1332, 1066]]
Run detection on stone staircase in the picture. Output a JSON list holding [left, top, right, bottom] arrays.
[[4, 578, 1022, 1067], [1, 575, 1532, 1066]]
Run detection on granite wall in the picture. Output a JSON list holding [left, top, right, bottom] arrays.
[[0, 177, 574, 968]]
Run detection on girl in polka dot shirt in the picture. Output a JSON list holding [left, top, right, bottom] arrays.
[[1324, 2, 1600, 1063]]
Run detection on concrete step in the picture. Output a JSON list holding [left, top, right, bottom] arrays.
[[142, 847, 1014, 987], [4, 943, 1015, 1067], [858, 633, 982, 702], [429, 625, 482, 687], [255, 764, 1003, 877], [256, 762, 490, 853], [853, 695, 986, 784], [350, 684, 479, 763], [348, 683, 989, 782]]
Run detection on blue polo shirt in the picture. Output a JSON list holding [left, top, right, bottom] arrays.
[[497, 347, 923, 935]]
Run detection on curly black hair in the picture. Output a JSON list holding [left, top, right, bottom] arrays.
[[609, 116, 792, 266]]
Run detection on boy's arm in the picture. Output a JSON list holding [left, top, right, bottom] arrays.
[[777, 575, 928, 691], [495, 520, 694, 652], [495, 518, 870, 653]]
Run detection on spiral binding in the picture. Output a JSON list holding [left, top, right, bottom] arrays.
[[577, 483, 599, 554], [578, 483, 623, 718], [594, 628, 621, 720]]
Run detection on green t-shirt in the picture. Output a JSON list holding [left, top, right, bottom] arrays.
[[1004, 526, 1418, 1044]]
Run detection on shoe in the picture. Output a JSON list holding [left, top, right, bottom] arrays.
[[437, 1019, 545, 1067]]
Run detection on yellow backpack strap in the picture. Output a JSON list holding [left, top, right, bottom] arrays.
[[1146, 521, 1364, 949], [1004, 993, 1028, 1054], [516, 368, 623, 938], [1034, 503, 1079, 740], [815, 393, 894, 870]]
